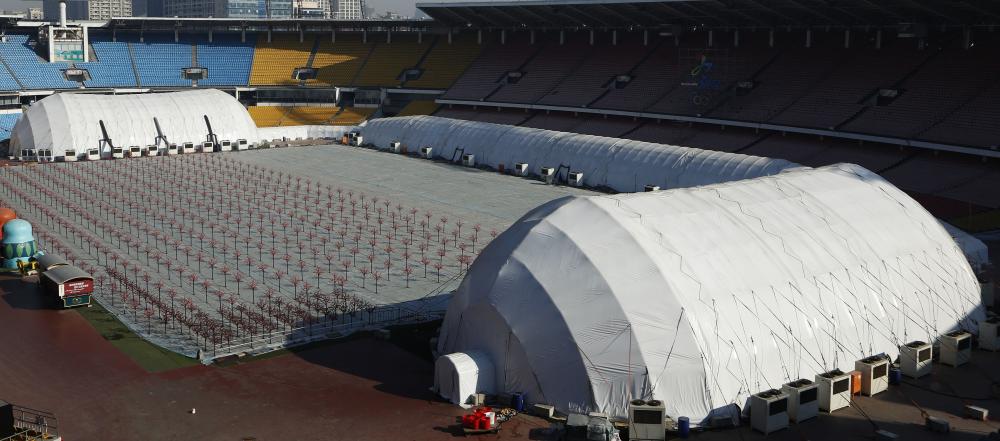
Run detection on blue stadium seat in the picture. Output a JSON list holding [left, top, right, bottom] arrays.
[[0, 34, 79, 90], [194, 34, 254, 86], [78, 35, 137, 88], [131, 35, 194, 87], [0, 113, 22, 142]]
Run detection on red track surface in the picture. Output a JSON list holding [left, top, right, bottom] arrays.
[[0, 277, 547, 440]]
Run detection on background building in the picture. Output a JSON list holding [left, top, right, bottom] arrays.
[[43, 0, 88, 20], [162, 0, 292, 18], [335, 0, 362, 19], [88, 0, 132, 19]]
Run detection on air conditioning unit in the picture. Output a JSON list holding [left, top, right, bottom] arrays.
[[236, 139, 249, 150], [62, 149, 77, 162], [86, 149, 100, 161], [815, 369, 851, 413], [939, 331, 972, 367], [352, 135, 364, 146], [781, 379, 818, 423], [421, 146, 433, 158], [389, 141, 402, 153], [515, 162, 529, 177], [202, 141, 215, 152], [750, 389, 788, 435], [644, 185, 660, 192], [128, 146, 142, 157], [855, 354, 890, 396], [112, 147, 124, 159], [145, 145, 158, 156], [899, 341, 932, 378], [540, 167, 556, 184], [979, 317, 999, 351], [628, 399, 666, 441], [219, 140, 233, 152], [462, 154, 475, 167], [167, 144, 179, 155], [568, 171, 584, 187]]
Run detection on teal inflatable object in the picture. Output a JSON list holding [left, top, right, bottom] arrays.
[[2, 219, 37, 269]]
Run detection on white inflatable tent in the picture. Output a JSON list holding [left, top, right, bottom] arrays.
[[10, 89, 259, 157], [432, 351, 496, 408], [437, 163, 986, 423], [361, 116, 797, 192]]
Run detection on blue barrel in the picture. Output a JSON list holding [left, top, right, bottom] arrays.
[[678, 416, 690, 438], [889, 366, 902, 385], [511, 393, 525, 412]]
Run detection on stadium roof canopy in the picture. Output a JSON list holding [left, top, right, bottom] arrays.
[[101, 17, 435, 31], [417, 0, 999, 29]]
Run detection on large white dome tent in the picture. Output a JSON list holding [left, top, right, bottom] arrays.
[[10, 89, 259, 157], [434, 163, 986, 423], [361, 115, 797, 192]]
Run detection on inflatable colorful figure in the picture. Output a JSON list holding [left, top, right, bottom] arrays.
[[2, 219, 38, 269]]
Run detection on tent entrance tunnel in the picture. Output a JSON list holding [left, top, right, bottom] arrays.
[[431, 164, 986, 423]]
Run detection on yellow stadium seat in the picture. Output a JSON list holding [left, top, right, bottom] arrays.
[[250, 34, 314, 86], [405, 33, 481, 89]]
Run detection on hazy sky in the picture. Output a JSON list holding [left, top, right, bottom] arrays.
[[0, 0, 441, 16]]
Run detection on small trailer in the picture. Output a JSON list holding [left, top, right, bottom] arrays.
[[39, 265, 93, 308], [236, 139, 250, 151], [62, 149, 78, 162], [127, 146, 142, 158], [183, 142, 197, 154], [111, 147, 125, 159], [167, 144, 180, 155], [201, 141, 215, 152], [146, 145, 159, 156], [35, 254, 70, 273], [86, 149, 101, 160], [219, 140, 233, 152]]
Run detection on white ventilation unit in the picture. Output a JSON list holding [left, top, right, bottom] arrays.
[[781, 379, 818, 423], [167, 144, 179, 155], [855, 354, 890, 396], [389, 141, 402, 153], [421, 146, 433, 158], [177, 142, 190, 154], [462, 154, 476, 167], [939, 331, 972, 367], [750, 389, 788, 434], [128, 146, 142, 157], [63, 149, 77, 162], [628, 399, 666, 441], [219, 140, 233, 152], [515, 162, 529, 177], [644, 185, 660, 192], [202, 141, 215, 152], [979, 318, 1000, 351], [815, 369, 851, 413], [899, 341, 932, 378], [112, 147, 124, 159], [568, 171, 584, 187], [540, 167, 556, 184], [236, 139, 249, 151], [86, 149, 100, 160], [145, 145, 157, 156]]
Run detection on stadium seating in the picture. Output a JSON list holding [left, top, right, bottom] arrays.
[[0, 63, 20, 91], [330, 107, 374, 125], [131, 35, 194, 87], [249, 106, 339, 126], [0, 34, 78, 89], [195, 34, 254, 86], [441, 32, 540, 101], [536, 33, 650, 107], [0, 113, 20, 141], [353, 34, 429, 87], [487, 33, 591, 104], [312, 33, 371, 86], [396, 100, 439, 116], [769, 34, 932, 129], [250, 34, 313, 86], [590, 39, 681, 111], [78, 36, 138, 88], [404, 33, 480, 89], [248, 106, 373, 126], [839, 34, 1000, 140]]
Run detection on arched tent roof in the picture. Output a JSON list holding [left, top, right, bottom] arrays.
[[361, 116, 797, 192], [437, 163, 986, 422], [10, 89, 259, 157]]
